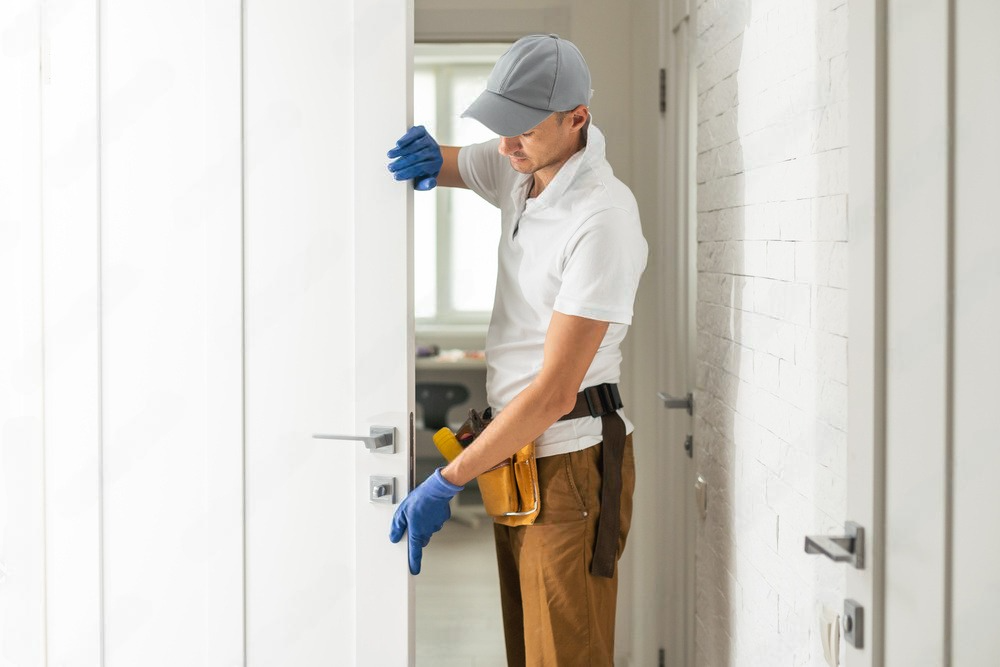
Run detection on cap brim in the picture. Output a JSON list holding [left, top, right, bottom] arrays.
[[461, 90, 553, 138]]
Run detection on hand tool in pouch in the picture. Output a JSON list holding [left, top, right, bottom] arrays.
[[431, 409, 540, 526]]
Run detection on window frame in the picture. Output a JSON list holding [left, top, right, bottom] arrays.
[[413, 43, 510, 331]]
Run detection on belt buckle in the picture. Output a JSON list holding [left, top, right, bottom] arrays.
[[584, 384, 621, 418]]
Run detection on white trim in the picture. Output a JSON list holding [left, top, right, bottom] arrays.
[[415, 8, 571, 43], [413, 42, 510, 63], [846, 0, 886, 664], [622, 0, 696, 664]]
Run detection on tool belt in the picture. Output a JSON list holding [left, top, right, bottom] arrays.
[[442, 383, 626, 577], [557, 383, 626, 578], [446, 407, 540, 528]]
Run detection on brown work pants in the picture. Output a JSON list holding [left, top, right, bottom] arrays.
[[493, 435, 635, 666]]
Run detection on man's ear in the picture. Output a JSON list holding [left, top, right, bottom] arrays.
[[570, 105, 590, 131]]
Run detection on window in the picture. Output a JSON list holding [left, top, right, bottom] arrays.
[[413, 43, 510, 328]]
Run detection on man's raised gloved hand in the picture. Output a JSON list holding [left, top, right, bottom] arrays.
[[387, 125, 443, 191], [389, 468, 463, 575]]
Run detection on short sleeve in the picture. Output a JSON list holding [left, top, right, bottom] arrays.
[[458, 139, 506, 208], [553, 208, 648, 325]]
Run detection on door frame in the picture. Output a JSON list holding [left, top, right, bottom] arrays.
[[621, 0, 697, 663], [845, 0, 886, 664], [661, 1, 698, 666], [848, 1, 960, 664]]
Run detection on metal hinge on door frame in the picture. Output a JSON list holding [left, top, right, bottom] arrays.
[[659, 68, 667, 114]]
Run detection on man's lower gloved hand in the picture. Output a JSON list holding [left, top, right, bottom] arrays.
[[387, 125, 443, 191], [389, 468, 463, 575]]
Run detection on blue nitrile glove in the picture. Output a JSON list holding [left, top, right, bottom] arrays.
[[389, 468, 463, 575], [387, 125, 443, 191]]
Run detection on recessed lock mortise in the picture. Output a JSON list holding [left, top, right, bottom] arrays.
[[369, 476, 396, 505]]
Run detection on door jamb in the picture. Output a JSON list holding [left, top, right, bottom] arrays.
[[846, 0, 886, 664]]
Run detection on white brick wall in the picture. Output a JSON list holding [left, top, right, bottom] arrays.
[[694, 0, 849, 665]]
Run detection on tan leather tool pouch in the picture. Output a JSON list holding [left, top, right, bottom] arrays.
[[456, 409, 540, 527], [478, 441, 540, 527]]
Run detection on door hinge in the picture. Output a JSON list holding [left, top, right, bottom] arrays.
[[684, 434, 693, 458], [658, 647, 666, 667], [659, 68, 667, 114]]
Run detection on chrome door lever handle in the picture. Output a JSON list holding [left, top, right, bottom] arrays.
[[313, 426, 395, 454], [657, 391, 693, 415], [804, 521, 864, 569]]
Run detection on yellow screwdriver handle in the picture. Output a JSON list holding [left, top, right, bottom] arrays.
[[432, 427, 464, 462]]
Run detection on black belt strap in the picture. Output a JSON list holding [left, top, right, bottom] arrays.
[[558, 383, 625, 579]]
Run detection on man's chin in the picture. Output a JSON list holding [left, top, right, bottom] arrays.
[[508, 157, 534, 173]]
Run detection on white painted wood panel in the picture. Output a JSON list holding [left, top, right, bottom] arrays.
[[40, 0, 103, 662], [846, 1, 883, 663], [100, 0, 244, 662], [4, 1, 416, 663], [353, 0, 415, 663], [243, 0, 359, 663], [953, 1, 1000, 662], [884, 1, 950, 664], [0, 1, 47, 663]]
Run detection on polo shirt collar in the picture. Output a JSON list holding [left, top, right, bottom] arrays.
[[508, 125, 608, 212]]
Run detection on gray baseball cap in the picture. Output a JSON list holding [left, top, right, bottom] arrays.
[[461, 34, 592, 137]]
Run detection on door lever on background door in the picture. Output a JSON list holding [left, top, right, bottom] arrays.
[[313, 426, 396, 453], [804, 521, 864, 569], [657, 391, 693, 415]]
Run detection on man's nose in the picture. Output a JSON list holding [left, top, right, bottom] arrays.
[[498, 136, 521, 156]]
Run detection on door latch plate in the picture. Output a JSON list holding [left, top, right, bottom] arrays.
[[370, 476, 396, 505], [844, 599, 864, 648]]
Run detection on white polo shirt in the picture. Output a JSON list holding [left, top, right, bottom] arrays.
[[458, 126, 648, 457]]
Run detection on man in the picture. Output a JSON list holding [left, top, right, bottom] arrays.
[[387, 34, 647, 665]]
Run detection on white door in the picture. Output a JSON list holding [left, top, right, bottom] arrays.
[[847, 1, 1000, 664], [657, 0, 698, 665], [245, 0, 413, 664], [0, 0, 414, 664]]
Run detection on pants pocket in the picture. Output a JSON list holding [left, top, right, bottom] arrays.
[[535, 451, 589, 524]]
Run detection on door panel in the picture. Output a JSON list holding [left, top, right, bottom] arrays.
[[41, 0, 102, 662], [245, 0, 413, 663], [884, 1, 949, 663], [850, 1, 1000, 664], [953, 1, 1000, 661], [0, 1, 45, 662], [100, 0, 244, 662], [3, 0, 413, 663], [353, 0, 415, 662]]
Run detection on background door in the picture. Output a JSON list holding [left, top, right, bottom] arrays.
[[848, 1, 1000, 664], [0, 0, 414, 664], [658, 0, 698, 665]]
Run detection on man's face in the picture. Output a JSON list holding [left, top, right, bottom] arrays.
[[497, 111, 584, 176]]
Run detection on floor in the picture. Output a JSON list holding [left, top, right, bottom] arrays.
[[415, 507, 508, 666]]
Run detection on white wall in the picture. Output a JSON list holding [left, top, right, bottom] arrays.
[[693, 0, 849, 664]]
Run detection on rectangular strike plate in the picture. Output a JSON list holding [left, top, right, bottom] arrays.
[[369, 476, 395, 505], [844, 599, 864, 648]]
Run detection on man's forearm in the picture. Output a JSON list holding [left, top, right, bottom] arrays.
[[439, 379, 574, 486], [435, 146, 467, 189], [441, 312, 610, 487]]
